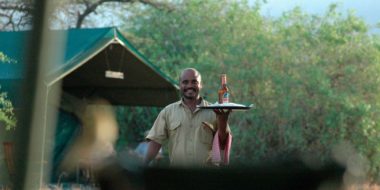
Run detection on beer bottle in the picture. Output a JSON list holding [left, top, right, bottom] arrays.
[[218, 74, 230, 104]]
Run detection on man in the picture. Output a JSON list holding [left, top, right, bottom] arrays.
[[144, 68, 232, 167]]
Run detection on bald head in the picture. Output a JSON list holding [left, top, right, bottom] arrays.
[[179, 68, 201, 83]]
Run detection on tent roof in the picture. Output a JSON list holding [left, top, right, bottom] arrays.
[[0, 27, 179, 107]]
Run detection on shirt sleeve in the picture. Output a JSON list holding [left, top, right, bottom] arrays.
[[146, 108, 168, 145]]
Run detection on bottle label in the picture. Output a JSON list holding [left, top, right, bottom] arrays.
[[222, 92, 229, 103]]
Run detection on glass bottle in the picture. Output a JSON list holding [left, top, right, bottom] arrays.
[[218, 74, 230, 104]]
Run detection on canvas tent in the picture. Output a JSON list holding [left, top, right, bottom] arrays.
[[0, 27, 179, 107], [0, 27, 179, 187]]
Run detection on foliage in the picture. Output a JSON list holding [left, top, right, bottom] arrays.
[[0, 52, 17, 130], [115, 106, 161, 151], [0, 87, 16, 130], [0, 52, 16, 64], [123, 0, 380, 180]]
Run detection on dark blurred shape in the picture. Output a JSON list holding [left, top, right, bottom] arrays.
[[12, 0, 46, 188], [143, 160, 344, 190], [95, 157, 144, 190]]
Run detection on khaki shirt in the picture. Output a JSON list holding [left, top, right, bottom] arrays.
[[147, 99, 229, 167]]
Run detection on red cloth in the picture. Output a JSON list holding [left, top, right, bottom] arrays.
[[211, 130, 232, 166]]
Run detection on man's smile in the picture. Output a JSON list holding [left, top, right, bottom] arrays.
[[184, 88, 196, 92]]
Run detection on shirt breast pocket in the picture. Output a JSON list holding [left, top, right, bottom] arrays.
[[168, 121, 180, 139]]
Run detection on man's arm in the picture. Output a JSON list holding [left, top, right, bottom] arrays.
[[214, 109, 231, 148], [143, 140, 162, 165]]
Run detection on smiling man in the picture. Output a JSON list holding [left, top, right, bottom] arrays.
[[144, 68, 232, 167]]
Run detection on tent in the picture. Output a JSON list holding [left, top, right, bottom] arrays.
[[0, 27, 179, 187], [0, 27, 179, 107]]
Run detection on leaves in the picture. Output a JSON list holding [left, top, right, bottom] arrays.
[[0, 52, 16, 64], [114, 106, 161, 151], [0, 52, 17, 131], [0, 88, 16, 130]]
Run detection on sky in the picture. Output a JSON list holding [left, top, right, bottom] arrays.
[[257, 0, 380, 33], [86, 0, 380, 34]]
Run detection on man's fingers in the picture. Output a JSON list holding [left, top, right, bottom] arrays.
[[213, 109, 232, 115]]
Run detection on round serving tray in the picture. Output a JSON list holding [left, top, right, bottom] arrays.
[[197, 103, 254, 111]]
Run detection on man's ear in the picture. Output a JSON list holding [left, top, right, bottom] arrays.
[[199, 81, 203, 89]]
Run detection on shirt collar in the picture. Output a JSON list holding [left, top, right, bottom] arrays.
[[179, 97, 207, 107]]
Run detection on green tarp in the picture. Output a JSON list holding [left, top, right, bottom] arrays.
[[0, 27, 179, 107]]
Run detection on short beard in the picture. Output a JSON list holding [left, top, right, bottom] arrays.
[[182, 94, 195, 100]]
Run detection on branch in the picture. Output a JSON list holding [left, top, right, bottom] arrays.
[[137, 0, 175, 11], [0, 2, 33, 12], [76, 0, 105, 28], [101, 0, 175, 11], [0, 2, 33, 30], [75, 0, 174, 28], [0, 0, 175, 30]]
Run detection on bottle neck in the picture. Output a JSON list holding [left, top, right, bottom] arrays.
[[221, 74, 227, 85]]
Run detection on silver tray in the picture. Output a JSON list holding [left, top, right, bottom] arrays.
[[197, 103, 254, 111]]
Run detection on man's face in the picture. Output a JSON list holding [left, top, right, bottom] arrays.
[[180, 70, 202, 100]]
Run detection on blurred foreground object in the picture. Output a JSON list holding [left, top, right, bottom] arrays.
[[143, 160, 344, 190], [58, 98, 132, 188], [332, 141, 380, 189]]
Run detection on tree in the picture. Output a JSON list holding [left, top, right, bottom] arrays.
[[0, 0, 33, 30], [0, 0, 174, 30], [123, 0, 380, 180]]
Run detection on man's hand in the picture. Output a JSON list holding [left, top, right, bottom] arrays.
[[213, 109, 231, 123]]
